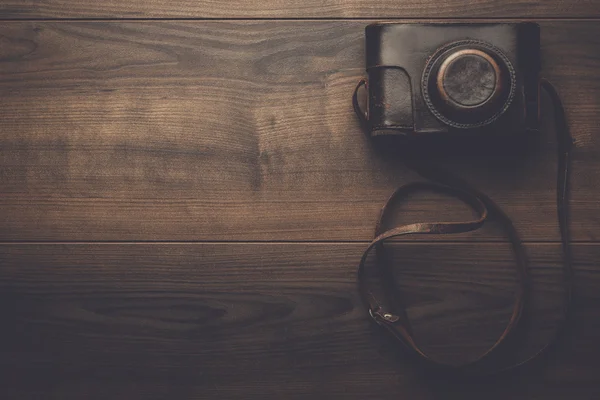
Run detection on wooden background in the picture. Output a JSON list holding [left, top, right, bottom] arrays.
[[1, 1, 599, 399]]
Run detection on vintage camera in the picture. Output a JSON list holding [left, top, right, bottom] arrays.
[[354, 23, 574, 375], [355, 23, 541, 138]]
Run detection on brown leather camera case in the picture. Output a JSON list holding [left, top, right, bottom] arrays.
[[364, 23, 540, 136]]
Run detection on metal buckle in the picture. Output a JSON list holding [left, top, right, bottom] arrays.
[[369, 307, 400, 324]]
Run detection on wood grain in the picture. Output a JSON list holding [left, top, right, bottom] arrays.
[[1, 21, 599, 241], [1, 0, 599, 19], [0, 242, 595, 399]]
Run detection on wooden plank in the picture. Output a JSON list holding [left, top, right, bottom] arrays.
[[0, 242, 596, 399], [0, 21, 599, 241], [0, 0, 599, 19]]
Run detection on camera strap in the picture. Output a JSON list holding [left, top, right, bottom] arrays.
[[352, 78, 573, 376]]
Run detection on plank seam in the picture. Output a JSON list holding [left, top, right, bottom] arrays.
[[1, 17, 600, 22], [0, 240, 591, 245]]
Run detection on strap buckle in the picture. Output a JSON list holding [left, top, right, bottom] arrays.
[[369, 307, 400, 325]]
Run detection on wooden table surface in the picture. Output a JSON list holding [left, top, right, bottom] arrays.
[[1, 1, 600, 399]]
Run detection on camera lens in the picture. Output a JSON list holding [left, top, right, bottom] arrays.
[[436, 49, 503, 110], [421, 40, 516, 129]]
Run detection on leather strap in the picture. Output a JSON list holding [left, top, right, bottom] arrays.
[[353, 78, 573, 375]]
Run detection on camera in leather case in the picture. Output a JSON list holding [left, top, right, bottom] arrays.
[[354, 22, 574, 376], [356, 22, 541, 138]]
